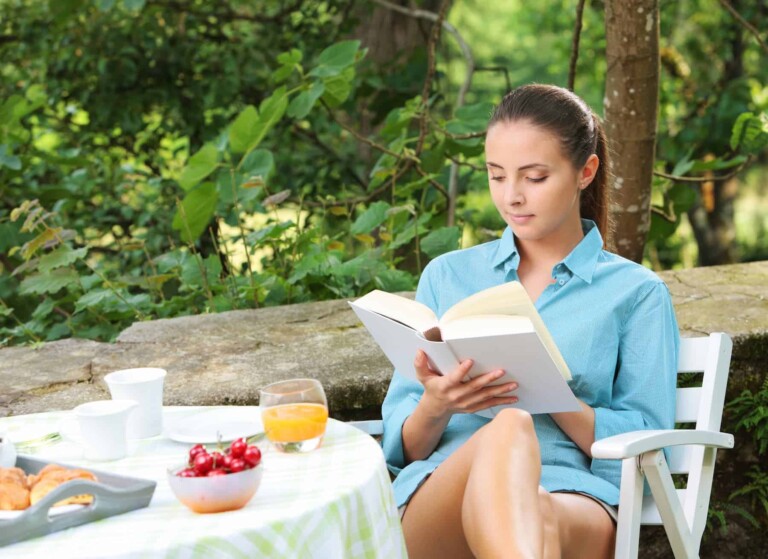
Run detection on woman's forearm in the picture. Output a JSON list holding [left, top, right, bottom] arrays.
[[549, 398, 596, 457], [401, 397, 452, 463]]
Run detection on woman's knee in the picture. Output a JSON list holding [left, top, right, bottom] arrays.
[[487, 408, 536, 440]]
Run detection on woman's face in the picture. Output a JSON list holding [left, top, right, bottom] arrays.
[[485, 119, 596, 245]]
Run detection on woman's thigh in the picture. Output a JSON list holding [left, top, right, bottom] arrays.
[[550, 492, 616, 559], [401, 438, 477, 559]]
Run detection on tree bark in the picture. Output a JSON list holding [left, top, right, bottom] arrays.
[[603, 0, 660, 262]]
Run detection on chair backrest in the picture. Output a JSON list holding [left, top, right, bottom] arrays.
[[641, 333, 733, 528]]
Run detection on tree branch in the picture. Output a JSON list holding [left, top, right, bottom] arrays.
[[653, 156, 752, 183], [718, 0, 768, 56], [568, 0, 587, 91]]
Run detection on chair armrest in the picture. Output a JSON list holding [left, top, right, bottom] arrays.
[[591, 429, 734, 460], [347, 420, 384, 436]]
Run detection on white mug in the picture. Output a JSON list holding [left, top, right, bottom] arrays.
[[74, 400, 138, 461], [104, 368, 167, 439], [0, 434, 16, 468]]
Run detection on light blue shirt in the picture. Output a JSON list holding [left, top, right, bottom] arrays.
[[381, 220, 679, 507]]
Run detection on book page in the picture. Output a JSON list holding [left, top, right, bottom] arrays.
[[351, 290, 438, 335], [349, 303, 459, 380], [440, 315, 534, 340], [439, 281, 571, 380]]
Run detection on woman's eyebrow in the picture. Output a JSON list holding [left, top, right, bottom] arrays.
[[485, 162, 504, 169], [517, 163, 549, 171]]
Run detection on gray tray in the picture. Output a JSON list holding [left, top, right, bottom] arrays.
[[0, 455, 156, 547]]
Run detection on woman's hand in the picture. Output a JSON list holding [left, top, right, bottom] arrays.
[[414, 350, 519, 419]]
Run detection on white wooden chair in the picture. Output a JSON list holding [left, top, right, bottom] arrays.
[[349, 332, 734, 559]]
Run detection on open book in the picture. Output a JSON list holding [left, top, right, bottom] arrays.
[[349, 281, 580, 417]]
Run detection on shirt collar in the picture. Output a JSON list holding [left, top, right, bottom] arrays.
[[562, 219, 603, 284], [489, 219, 603, 283]]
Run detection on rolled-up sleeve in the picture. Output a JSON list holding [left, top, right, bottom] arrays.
[[590, 281, 679, 488], [381, 261, 440, 473]]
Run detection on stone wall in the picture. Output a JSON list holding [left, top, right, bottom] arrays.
[[1, 260, 767, 557]]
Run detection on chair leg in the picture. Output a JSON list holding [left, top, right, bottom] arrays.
[[641, 450, 698, 559], [614, 457, 644, 559]]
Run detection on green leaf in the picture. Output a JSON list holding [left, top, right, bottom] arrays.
[[242, 87, 288, 155], [38, 246, 89, 273], [179, 144, 219, 191], [648, 210, 680, 243], [74, 289, 114, 313], [181, 255, 222, 288], [667, 183, 697, 213], [240, 148, 275, 180], [277, 49, 302, 66], [98, 0, 115, 10], [287, 81, 325, 119], [351, 201, 391, 235], [454, 102, 494, 128], [730, 112, 768, 153], [124, 0, 145, 9], [689, 155, 748, 173], [229, 105, 259, 154], [322, 70, 353, 107], [0, 145, 21, 170], [246, 221, 295, 246], [421, 226, 461, 258], [375, 269, 416, 292], [391, 213, 432, 249], [309, 40, 360, 78], [172, 182, 219, 242], [19, 269, 79, 295]]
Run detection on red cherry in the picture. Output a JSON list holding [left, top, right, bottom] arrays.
[[221, 454, 234, 470], [193, 452, 214, 475], [243, 445, 261, 467], [207, 469, 227, 476], [177, 468, 197, 478], [211, 451, 225, 468], [188, 444, 206, 465], [229, 458, 246, 473], [230, 438, 247, 459]]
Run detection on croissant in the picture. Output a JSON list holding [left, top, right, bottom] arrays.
[[0, 467, 30, 511], [29, 465, 98, 507]]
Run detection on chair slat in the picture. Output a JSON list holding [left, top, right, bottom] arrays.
[[675, 387, 701, 423], [667, 446, 692, 474], [641, 489, 686, 525], [677, 337, 710, 373]]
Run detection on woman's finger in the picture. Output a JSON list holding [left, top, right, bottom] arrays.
[[445, 358, 475, 385], [461, 382, 518, 409], [414, 350, 441, 382], [466, 395, 520, 414]]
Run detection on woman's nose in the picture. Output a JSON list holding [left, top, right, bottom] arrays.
[[504, 181, 524, 205]]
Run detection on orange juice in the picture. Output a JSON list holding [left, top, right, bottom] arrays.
[[261, 403, 328, 443]]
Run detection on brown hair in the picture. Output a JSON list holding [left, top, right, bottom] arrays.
[[488, 84, 611, 237]]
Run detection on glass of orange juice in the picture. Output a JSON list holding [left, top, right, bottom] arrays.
[[259, 379, 328, 453]]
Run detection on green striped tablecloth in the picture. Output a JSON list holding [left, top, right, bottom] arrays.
[[0, 406, 407, 558]]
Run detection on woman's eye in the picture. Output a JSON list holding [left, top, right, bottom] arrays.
[[527, 176, 548, 183], [490, 176, 505, 182]]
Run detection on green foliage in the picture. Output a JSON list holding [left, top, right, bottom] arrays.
[[727, 377, 768, 456]]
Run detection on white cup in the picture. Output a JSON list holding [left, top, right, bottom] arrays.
[[74, 400, 138, 461], [104, 368, 167, 439], [0, 434, 17, 468]]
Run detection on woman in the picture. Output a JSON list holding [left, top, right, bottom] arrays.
[[381, 84, 679, 559]]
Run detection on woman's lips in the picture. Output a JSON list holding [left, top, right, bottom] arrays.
[[509, 214, 534, 224]]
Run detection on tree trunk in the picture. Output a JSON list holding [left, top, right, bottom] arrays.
[[603, 0, 660, 262]]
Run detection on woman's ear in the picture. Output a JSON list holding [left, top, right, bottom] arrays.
[[579, 154, 600, 190]]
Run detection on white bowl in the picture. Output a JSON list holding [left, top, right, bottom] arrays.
[[167, 464, 263, 514]]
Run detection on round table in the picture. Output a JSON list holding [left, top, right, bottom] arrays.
[[0, 407, 406, 558]]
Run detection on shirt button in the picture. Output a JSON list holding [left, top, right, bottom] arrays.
[[558, 279, 565, 285]]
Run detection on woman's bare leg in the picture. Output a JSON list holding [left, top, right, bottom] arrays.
[[550, 493, 616, 559], [402, 408, 551, 559]]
